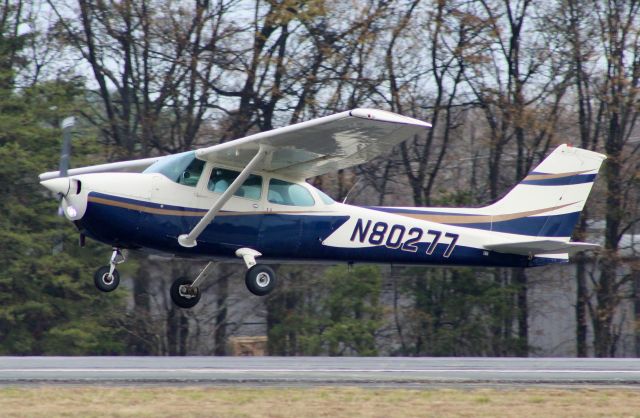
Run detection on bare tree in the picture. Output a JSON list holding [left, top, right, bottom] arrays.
[[589, 0, 640, 357]]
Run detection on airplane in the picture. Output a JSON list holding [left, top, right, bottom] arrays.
[[39, 108, 606, 309]]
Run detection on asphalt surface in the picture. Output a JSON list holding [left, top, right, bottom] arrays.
[[1, 357, 639, 387]]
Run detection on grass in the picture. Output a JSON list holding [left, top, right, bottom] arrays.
[[1, 386, 639, 417]]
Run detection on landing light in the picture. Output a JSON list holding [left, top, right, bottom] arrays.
[[66, 206, 78, 218]]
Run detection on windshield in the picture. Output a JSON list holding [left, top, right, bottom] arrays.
[[143, 151, 205, 187]]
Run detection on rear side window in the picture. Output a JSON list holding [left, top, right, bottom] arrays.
[[268, 179, 315, 206], [208, 167, 262, 200]]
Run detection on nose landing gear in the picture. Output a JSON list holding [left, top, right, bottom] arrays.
[[94, 248, 125, 292]]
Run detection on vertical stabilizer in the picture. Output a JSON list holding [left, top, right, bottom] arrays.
[[483, 144, 606, 239]]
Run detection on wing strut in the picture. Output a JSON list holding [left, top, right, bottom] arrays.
[[178, 146, 269, 248]]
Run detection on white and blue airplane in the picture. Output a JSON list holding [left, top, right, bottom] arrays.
[[40, 109, 606, 308]]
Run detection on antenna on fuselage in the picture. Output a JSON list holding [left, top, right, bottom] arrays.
[[342, 177, 363, 204]]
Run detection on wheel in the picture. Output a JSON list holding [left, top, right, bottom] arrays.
[[170, 277, 201, 309], [94, 266, 120, 292], [245, 265, 277, 296]]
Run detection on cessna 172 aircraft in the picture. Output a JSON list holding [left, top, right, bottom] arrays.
[[40, 109, 606, 308]]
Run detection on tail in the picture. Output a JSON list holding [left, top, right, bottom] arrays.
[[483, 144, 606, 240]]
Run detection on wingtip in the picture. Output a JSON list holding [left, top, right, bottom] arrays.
[[349, 108, 432, 128]]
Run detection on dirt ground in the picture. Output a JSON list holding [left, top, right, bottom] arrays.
[[1, 386, 639, 417]]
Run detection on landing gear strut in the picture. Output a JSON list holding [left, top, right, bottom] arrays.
[[94, 248, 124, 292]]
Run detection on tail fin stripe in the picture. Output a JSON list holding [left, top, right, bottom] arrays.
[[382, 201, 578, 224], [525, 170, 594, 180], [521, 174, 596, 186]]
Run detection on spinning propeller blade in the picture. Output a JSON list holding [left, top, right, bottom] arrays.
[[55, 116, 75, 215]]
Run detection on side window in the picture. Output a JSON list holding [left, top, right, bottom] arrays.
[[268, 179, 315, 207], [177, 158, 205, 187], [208, 168, 262, 200]]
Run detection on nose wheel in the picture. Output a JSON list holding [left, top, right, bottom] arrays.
[[94, 248, 125, 292], [94, 265, 120, 292]]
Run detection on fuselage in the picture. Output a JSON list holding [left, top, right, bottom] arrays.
[[50, 160, 555, 269]]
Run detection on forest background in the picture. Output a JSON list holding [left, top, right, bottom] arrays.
[[1, 0, 639, 358]]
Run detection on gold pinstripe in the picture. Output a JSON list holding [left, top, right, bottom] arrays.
[[87, 196, 330, 217], [523, 170, 592, 181], [392, 201, 579, 224], [89, 195, 579, 224]]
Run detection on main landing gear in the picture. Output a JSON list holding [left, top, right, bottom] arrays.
[[169, 248, 278, 309], [237, 248, 277, 296], [94, 248, 125, 292], [245, 265, 277, 296], [93, 247, 278, 309], [170, 261, 215, 309]]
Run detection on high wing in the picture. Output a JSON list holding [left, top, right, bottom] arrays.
[[485, 240, 599, 256], [195, 108, 431, 179], [39, 156, 162, 181], [40, 109, 430, 182]]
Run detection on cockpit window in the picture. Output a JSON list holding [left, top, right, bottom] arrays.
[[208, 167, 262, 200], [143, 151, 204, 187], [268, 179, 315, 206]]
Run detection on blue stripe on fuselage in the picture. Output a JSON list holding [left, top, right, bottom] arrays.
[[448, 212, 581, 237], [75, 192, 562, 268]]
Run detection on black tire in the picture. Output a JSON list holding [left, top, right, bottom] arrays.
[[94, 266, 120, 292], [245, 265, 277, 296], [170, 277, 201, 309]]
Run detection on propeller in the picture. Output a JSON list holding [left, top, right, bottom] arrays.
[[56, 116, 75, 216]]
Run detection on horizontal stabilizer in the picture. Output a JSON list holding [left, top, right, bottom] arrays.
[[485, 240, 599, 256]]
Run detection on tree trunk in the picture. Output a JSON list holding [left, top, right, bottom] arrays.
[[214, 266, 229, 356], [514, 268, 528, 356]]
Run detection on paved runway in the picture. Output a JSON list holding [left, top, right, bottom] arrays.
[[1, 357, 639, 386]]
